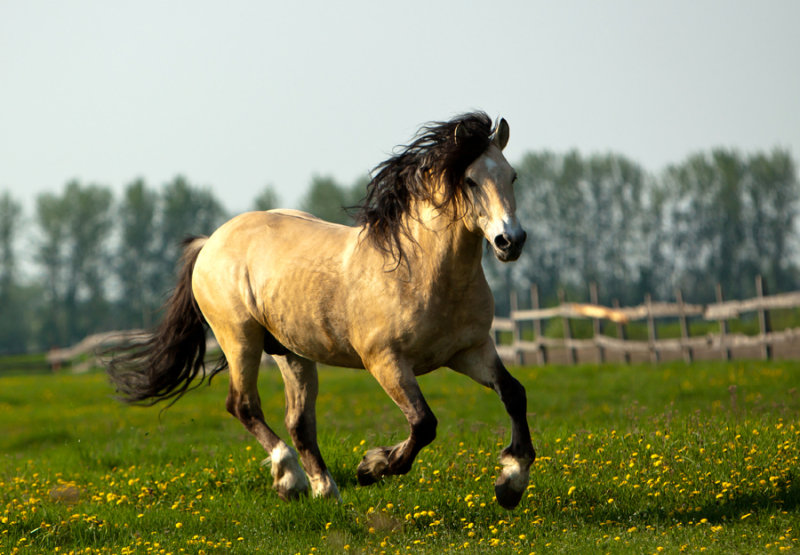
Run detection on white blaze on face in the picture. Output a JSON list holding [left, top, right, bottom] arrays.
[[469, 147, 524, 251], [484, 213, 523, 248]]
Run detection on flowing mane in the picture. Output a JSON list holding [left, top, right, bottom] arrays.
[[355, 111, 495, 264]]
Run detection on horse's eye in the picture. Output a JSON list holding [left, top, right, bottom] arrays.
[[465, 177, 479, 188]]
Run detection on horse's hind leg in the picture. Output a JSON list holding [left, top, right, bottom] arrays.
[[215, 322, 310, 500], [357, 356, 437, 486], [449, 339, 535, 510], [273, 353, 341, 500]]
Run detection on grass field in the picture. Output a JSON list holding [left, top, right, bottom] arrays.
[[1, 360, 799, 554]]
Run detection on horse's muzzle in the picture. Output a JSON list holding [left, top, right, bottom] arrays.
[[493, 228, 527, 262]]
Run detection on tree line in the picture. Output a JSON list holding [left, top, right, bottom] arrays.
[[0, 147, 797, 354]]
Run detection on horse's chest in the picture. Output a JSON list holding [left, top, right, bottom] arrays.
[[401, 297, 492, 366]]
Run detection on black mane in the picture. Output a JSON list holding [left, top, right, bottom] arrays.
[[355, 111, 494, 266]]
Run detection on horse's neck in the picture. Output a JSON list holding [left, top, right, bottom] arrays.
[[402, 202, 485, 291]]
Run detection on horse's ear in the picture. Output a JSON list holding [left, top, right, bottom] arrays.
[[492, 118, 510, 150], [454, 122, 468, 145]]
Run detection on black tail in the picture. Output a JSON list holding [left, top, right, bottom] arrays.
[[107, 236, 227, 406]]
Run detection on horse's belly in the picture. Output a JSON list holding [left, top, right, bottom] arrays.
[[259, 272, 365, 368], [273, 323, 364, 369]]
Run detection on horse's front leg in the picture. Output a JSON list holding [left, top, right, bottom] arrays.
[[449, 339, 535, 509], [357, 356, 437, 485]]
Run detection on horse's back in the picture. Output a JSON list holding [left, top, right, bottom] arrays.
[[198, 210, 358, 265]]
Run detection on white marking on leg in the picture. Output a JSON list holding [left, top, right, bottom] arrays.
[[499, 453, 530, 491], [267, 443, 310, 496], [309, 471, 342, 501]]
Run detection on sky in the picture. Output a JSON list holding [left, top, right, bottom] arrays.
[[2, 0, 799, 216]]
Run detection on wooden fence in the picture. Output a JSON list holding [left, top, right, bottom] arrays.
[[492, 276, 800, 365]]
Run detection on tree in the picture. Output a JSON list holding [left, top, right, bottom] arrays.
[[300, 175, 363, 225], [0, 192, 20, 299], [745, 149, 799, 293], [117, 179, 159, 328], [65, 182, 114, 340], [35, 181, 114, 346], [572, 153, 651, 304], [253, 184, 281, 211], [0, 193, 27, 354], [154, 176, 227, 298], [63, 182, 114, 341], [637, 183, 672, 300], [35, 191, 70, 347], [665, 150, 753, 300]]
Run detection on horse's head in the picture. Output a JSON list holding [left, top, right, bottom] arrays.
[[357, 112, 526, 266], [460, 119, 527, 262]]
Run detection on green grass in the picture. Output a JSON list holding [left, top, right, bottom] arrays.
[[0, 353, 49, 377], [1, 361, 799, 554]]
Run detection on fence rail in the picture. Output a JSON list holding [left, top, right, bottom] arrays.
[[492, 276, 800, 365]]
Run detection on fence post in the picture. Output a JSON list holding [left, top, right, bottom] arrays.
[[756, 275, 773, 360], [675, 289, 694, 363], [715, 283, 732, 361], [531, 284, 547, 365], [509, 289, 523, 365], [559, 289, 577, 365], [646, 293, 660, 363], [589, 282, 605, 364], [613, 299, 631, 364]]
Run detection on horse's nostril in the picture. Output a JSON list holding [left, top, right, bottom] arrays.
[[494, 233, 511, 250]]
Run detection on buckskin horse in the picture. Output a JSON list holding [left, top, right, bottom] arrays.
[[108, 112, 535, 509]]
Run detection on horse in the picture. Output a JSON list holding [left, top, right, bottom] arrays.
[[108, 112, 535, 509]]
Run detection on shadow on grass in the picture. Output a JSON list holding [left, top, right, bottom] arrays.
[[694, 474, 799, 523], [5, 429, 73, 452], [564, 471, 798, 526]]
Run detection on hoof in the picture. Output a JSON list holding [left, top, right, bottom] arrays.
[[494, 476, 525, 509], [357, 447, 390, 486], [494, 454, 531, 510], [275, 483, 309, 502]]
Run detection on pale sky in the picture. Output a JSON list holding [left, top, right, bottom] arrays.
[[2, 0, 799, 215]]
